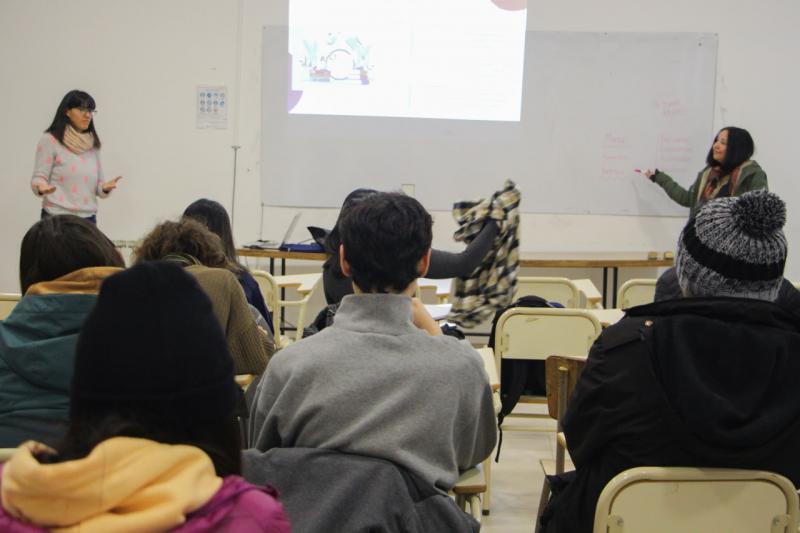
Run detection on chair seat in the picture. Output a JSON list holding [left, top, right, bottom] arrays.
[[540, 458, 575, 477], [452, 466, 486, 495]]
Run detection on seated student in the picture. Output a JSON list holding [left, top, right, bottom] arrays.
[[248, 192, 497, 493], [0, 215, 124, 447], [542, 190, 800, 533], [134, 219, 274, 375], [0, 262, 290, 532], [183, 198, 274, 332], [322, 188, 499, 305]]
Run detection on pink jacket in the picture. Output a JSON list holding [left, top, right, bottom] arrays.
[[0, 468, 290, 533]]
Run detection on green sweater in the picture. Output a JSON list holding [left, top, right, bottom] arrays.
[[652, 160, 767, 214], [0, 294, 97, 447]]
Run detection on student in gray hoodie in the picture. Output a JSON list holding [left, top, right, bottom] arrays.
[[247, 192, 497, 494]]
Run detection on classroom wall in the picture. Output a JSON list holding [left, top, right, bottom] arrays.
[[1, 0, 798, 294]]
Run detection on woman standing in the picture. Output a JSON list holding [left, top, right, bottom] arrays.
[[644, 126, 766, 215], [31, 90, 122, 223], [646, 126, 768, 301]]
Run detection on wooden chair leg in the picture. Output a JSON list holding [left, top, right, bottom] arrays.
[[535, 477, 550, 533], [482, 455, 492, 515]]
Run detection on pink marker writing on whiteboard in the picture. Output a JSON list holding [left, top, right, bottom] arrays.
[[634, 168, 643, 173]]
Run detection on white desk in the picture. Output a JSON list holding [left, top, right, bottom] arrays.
[[587, 308, 625, 328], [572, 278, 603, 309], [418, 278, 452, 303]]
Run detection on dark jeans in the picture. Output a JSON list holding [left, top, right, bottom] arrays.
[[41, 209, 96, 224]]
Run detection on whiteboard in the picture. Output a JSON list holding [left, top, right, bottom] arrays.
[[261, 30, 717, 216]]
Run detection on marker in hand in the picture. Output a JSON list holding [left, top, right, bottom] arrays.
[[634, 168, 643, 174]]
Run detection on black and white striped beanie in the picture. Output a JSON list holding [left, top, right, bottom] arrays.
[[676, 190, 787, 301]]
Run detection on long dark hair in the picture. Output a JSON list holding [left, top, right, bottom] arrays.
[[182, 199, 245, 272], [45, 90, 101, 149], [706, 126, 754, 175], [19, 215, 123, 294]]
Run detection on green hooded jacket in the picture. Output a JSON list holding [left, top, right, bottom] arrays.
[[0, 294, 97, 447]]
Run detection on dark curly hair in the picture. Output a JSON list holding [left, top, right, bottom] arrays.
[[339, 192, 432, 293], [133, 219, 234, 270]]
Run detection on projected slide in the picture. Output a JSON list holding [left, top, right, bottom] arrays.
[[286, 0, 527, 122]]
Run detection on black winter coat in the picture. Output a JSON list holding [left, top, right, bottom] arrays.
[[543, 297, 800, 533]]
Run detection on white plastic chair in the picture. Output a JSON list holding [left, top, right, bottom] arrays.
[[515, 277, 582, 308], [593, 467, 799, 533], [251, 271, 321, 347], [617, 279, 657, 310], [0, 293, 21, 320], [493, 305, 601, 418], [452, 465, 486, 523], [494, 307, 602, 365]]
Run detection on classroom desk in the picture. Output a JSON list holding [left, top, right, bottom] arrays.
[[518, 252, 673, 308], [237, 248, 673, 308], [237, 248, 326, 276]]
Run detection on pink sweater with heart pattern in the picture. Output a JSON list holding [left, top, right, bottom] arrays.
[[30, 133, 110, 217]]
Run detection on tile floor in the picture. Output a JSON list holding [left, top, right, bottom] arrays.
[[480, 414, 557, 533]]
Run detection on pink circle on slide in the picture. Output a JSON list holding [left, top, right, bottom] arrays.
[[491, 0, 526, 10]]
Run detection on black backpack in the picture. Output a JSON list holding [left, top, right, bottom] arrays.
[[488, 295, 554, 459]]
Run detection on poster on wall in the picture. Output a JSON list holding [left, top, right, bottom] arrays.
[[196, 86, 228, 129]]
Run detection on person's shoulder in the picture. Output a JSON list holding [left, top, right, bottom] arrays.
[[424, 335, 485, 371], [227, 482, 289, 529], [743, 160, 766, 176], [238, 268, 258, 286], [268, 329, 335, 370], [37, 132, 58, 149], [186, 264, 239, 285], [191, 476, 289, 533], [596, 315, 651, 352]]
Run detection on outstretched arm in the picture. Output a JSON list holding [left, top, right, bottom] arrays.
[[427, 219, 499, 278]]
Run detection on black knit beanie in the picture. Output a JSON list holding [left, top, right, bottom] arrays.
[[71, 261, 238, 426], [676, 190, 787, 301]]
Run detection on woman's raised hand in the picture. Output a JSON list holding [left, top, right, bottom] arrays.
[[102, 176, 123, 193]]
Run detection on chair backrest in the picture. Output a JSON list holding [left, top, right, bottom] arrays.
[[617, 279, 657, 310], [594, 467, 800, 533], [251, 270, 321, 345], [251, 271, 281, 338], [494, 307, 601, 361], [0, 293, 21, 321], [515, 277, 581, 308]]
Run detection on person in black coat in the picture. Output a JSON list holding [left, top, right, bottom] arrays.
[[542, 191, 800, 533]]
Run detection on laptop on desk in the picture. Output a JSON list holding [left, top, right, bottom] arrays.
[[245, 213, 302, 250]]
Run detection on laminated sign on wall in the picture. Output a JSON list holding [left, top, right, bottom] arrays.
[[196, 86, 228, 129]]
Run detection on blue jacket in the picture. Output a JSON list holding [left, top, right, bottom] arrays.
[[0, 293, 97, 447]]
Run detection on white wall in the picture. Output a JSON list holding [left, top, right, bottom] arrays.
[[1, 0, 799, 294]]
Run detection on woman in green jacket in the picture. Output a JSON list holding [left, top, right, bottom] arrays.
[[0, 216, 124, 447], [644, 127, 767, 215]]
